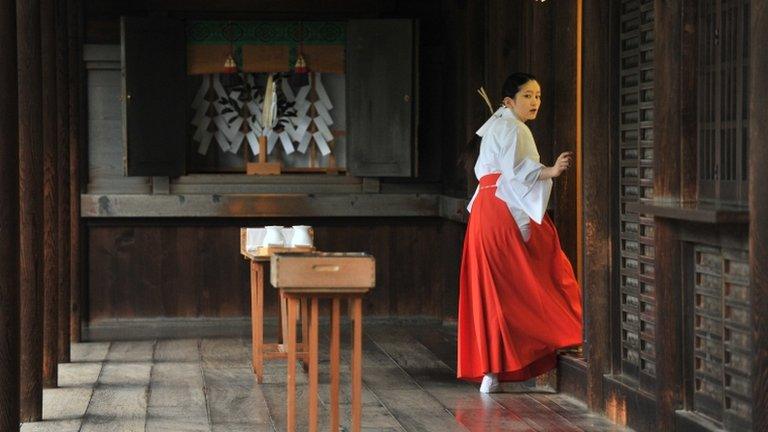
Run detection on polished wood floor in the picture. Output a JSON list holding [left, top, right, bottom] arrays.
[[21, 323, 631, 431]]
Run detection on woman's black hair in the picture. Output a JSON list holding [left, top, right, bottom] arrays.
[[459, 72, 537, 172]]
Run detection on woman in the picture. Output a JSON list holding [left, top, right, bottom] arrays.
[[457, 73, 583, 393]]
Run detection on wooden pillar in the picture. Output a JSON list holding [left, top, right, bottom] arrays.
[[68, 0, 81, 343], [56, 0, 71, 363], [41, 0, 59, 389], [18, 0, 45, 421], [653, 0, 685, 430], [749, 2, 768, 430], [581, 0, 613, 412], [0, 0, 20, 429]]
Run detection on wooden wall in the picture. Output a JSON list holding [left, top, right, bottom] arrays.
[[86, 218, 464, 325]]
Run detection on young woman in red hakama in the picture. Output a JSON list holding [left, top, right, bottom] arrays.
[[457, 73, 583, 393]]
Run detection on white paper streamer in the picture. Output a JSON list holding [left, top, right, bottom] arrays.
[[212, 74, 228, 101], [313, 116, 335, 142], [279, 131, 295, 154], [192, 117, 211, 142], [191, 101, 209, 126], [192, 75, 210, 110], [312, 131, 331, 156], [267, 130, 278, 153], [281, 78, 296, 102], [313, 74, 333, 110], [198, 130, 213, 155], [229, 132, 244, 154], [215, 130, 231, 152], [247, 131, 260, 155], [314, 102, 333, 126], [297, 132, 312, 153], [247, 117, 262, 135], [295, 85, 310, 104]]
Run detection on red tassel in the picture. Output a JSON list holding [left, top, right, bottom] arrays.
[[294, 54, 308, 74], [224, 54, 237, 74]]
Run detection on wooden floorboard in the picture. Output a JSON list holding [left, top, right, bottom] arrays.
[[21, 322, 631, 432]]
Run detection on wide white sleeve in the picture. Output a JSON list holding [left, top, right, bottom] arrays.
[[494, 125, 553, 224]]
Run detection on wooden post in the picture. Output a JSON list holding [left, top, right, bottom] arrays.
[[250, 260, 264, 382], [18, 0, 45, 421], [41, 0, 59, 389], [0, 0, 20, 428], [68, 0, 81, 343], [653, 1, 685, 430], [56, 0, 71, 364], [581, 0, 613, 412], [750, 2, 768, 430]]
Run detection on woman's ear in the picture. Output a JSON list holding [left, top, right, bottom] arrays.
[[502, 96, 514, 109]]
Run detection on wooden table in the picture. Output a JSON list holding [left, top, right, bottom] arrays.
[[243, 251, 309, 383], [271, 252, 375, 432]]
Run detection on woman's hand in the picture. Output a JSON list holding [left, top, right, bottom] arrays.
[[540, 152, 573, 179]]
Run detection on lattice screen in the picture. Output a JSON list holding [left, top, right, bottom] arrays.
[[618, 0, 657, 390], [692, 245, 751, 430], [697, 0, 750, 204]]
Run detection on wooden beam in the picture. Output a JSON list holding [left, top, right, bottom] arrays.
[[581, 0, 612, 413], [41, 0, 60, 389], [57, 0, 72, 363], [653, 1, 685, 430], [750, 1, 768, 430], [0, 0, 20, 428], [68, 0, 82, 343], [18, 0, 45, 421]]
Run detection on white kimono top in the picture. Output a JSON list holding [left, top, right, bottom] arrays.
[[466, 107, 553, 225]]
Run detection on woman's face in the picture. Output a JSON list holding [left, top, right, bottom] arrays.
[[504, 80, 541, 122]]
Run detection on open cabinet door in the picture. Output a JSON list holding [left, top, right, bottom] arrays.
[[347, 19, 415, 177], [122, 16, 187, 177]]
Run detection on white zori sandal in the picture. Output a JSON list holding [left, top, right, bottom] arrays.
[[479, 373, 501, 393]]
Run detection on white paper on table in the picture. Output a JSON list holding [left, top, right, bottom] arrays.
[[312, 131, 331, 156], [295, 85, 310, 105], [313, 74, 333, 110], [297, 132, 312, 153], [197, 130, 213, 155], [281, 79, 296, 102], [279, 131, 295, 154], [191, 101, 210, 125], [215, 130, 231, 152], [229, 132, 244, 154], [314, 102, 333, 126], [247, 131, 260, 155], [192, 75, 210, 110], [246, 227, 304, 251], [313, 117, 335, 142], [267, 130, 278, 153], [192, 117, 211, 142]]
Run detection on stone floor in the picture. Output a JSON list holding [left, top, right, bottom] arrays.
[[21, 323, 632, 431]]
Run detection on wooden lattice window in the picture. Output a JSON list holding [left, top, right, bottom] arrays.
[[697, 0, 750, 204], [617, 0, 657, 391], [691, 245, 751, 430]]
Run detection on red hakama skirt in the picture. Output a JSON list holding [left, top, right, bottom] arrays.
[[457, 173, 583, 382]]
